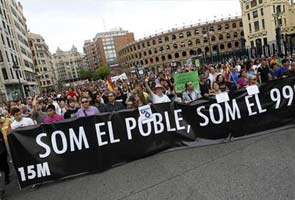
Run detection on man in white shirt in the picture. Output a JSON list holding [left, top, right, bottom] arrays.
[[11, 107, 35, 130], [145, 80, 170, 104]]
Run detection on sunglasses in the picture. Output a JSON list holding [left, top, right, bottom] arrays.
[[81, 101, 89, 104]]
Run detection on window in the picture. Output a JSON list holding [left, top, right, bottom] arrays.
[[225, 24, 229, 29], [248, 13, 251, 20], [1, 34, 5, 45], [234, 32, 238, 37], [211, 36, 216, 42], [259, 0, 263, 4], [186, 31, 191, 37], [173, 43, 178, 49], [0, 50, 3, 62], [226, 33, 231, 39], [158, 38, 162, 44], [219, 34, 223, 40], [253, 10, 258, 18], [172, 35, 176, 40], [235, 42, 239, 47], [194, 30, 199, 35], [179, 33, 184, 38], [152, 40, 156, 45], [249, 23, 252, 33], [251, 0, 257, 8], [175, 53, 179, 58], [2, 68, 8, 79], [232, 23, 237, 28], [196, 39, 201, 44], [261, 8, 264, 16], [262, 19, 265, 29], [250, 41, 254, 48], [217, 25, 222, 31], [165, 36, 169, 42], [228, 42, 232, 49], [254, 21, 259, 32]]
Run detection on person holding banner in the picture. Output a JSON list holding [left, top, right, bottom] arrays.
[[182, 81, 202, 103], [43, 105, 64, 124], [104, 92, 125, 112], [10, 107, 35, 130], [76, 97, 100, 117]]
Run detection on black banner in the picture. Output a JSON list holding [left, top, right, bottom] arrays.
[[8, 76, 295, 188]]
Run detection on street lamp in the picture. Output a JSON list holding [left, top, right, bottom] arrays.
[[273, 6, 284, 55], [12, 62, 24, 100], [204, 26, 214, 64]]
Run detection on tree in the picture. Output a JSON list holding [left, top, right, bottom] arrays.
[[93, 66, 111, 80], [79, 69, 93, 80]]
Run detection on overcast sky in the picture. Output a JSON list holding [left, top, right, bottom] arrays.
[[20, 0, 241, 53]]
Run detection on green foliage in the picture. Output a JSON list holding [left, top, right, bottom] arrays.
[[93, 66, 111, 80], [79, 69, 93, 80]]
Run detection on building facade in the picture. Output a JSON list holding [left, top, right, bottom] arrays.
[[0, 0, 38, 101], [240, 0, 295, 55], [28, 32, 57, 92], [52, 46, 82, 84], [118, 17, 244, 69], [83, 28, 134, 70]]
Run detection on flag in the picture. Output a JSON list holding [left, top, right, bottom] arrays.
[[106, 78, 115, 91]]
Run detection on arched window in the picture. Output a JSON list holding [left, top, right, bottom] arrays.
[[196, 39, 201, 44], [161, 55, 166, 61], [173, 43, 178, 49], [155, 57, 159, 62], [217, 24, 222, 31], [182, 51, 187, 57], [225, 24, 230, 29], [150, 58, 154, 63], [203, 37, 208, 43], [179, 33, 184, 38], [152, 40, 156, 45], [189, 50, 195, 55], [165, 36, 169, 42], [240, 21, 243, 27], [175, 52, 179, 58], [168, 54, 172, 59], [158, 38, 162, 44], [180, 42, 185, 48], [186, 31, 192, 37], [205, 47, 210, 53], [172, 35, 176, 40], [241, 31, 244, 37], [143, 51, 147, 56], [211, 36, 216, 42], [228, 42, 232, 49], [166, 45, 170, 50], [232, 23, 237, 28], [154, 48, 158, 54], [145, 59, 148, 64], [194, 30, 199, 35], [220, 44, 225, 50], [226, 33, 231, 39], [148, 50, 152, 55], [188, 40, 193, 46], [235, 41, 239, 47], [202, 27, 207, 34], [209, 26, 214, 32], [219, 34, 223, 40], [197, 48, 202, 55], [233, 32, 238, 38]]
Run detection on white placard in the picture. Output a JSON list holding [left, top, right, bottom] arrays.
[[138, 105, 154, 123], [216, 92, 230, 103], [246, 85, 260, 96]]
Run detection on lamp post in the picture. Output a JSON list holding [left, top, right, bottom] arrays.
[[12, 62, 24, 100], [273, 6, 284, 55], [205, 26, 214, 64]]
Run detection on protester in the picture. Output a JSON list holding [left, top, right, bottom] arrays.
[[257, 58, 271, 83], [182, 81, 202, 103], [209, 82, 222, 96], [104, 92, 125, 112], [64, 98, 79, 119], [43, 104, 64, 124], [93, 94, 105, 113], [76, 97, 100, 117], [10, 107, 35, 130], [237, 70, 249, 88], [275, 59, 290, 78], [282, 62, 295, 77], [145, 79, 171, 104]]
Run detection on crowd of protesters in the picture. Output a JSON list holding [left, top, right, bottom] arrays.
[[0, 54, 294, 195]]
